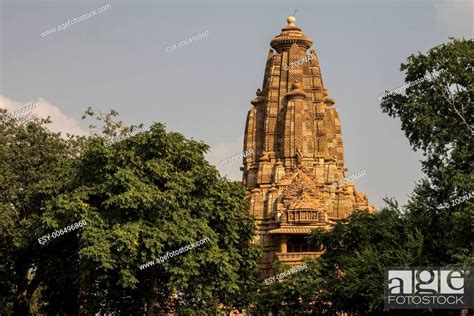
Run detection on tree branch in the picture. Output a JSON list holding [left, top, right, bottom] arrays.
[[441, 86, 472, 133]]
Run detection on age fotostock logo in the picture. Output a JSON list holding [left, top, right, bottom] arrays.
[[385, 267, 473, 309]]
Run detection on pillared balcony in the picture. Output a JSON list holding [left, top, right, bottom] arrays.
[[275, 251, 322, 265], [287, 209, 327, 224]]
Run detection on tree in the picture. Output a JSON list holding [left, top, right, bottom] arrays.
[[311, 207, 427, 315], [1, 108, 260, 314], [38, 109, 260, 314], [0, 111, 83, 315], [381, 38, 473, 266], [252, 259, 328, 315]]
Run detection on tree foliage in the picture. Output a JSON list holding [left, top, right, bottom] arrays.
[[0, 112, 84, 315], [381, 38, 473, 266], [0, 108, 260, 315]]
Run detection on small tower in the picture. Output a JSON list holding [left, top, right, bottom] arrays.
[[242, 16, 374, 278]]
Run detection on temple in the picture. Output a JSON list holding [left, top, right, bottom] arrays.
[[242, 16, 374, 277]]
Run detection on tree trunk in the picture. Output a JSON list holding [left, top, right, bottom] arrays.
[[145, 271, 157, 316], [13, 261, 30, 315], [13, 259, 41, 316], [460, 309, 468, 316], [75, 275, 92, 316], [74, 287, 86, 316], [13, 291, 29, 316]]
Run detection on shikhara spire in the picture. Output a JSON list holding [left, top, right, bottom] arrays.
[[244, 16, 344, 170], [242, 16, 373, 277]]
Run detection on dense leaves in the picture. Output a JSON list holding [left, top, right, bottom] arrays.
[[0, 113, 84, 315], [0, 109, 259, 315], [381, 38, 473, 267]]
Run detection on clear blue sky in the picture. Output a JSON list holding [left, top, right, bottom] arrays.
[[1, 0, 472, 208]]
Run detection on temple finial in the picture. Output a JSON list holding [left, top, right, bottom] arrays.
[[287, 16, 296, 27], [272, 15, 312, 51]]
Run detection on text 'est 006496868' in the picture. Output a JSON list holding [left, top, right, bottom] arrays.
[[38, 220, 87, 246]]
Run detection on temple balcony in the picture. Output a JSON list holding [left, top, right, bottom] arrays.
[[286, 209, 327, 224], [275, 252, 322, 265]]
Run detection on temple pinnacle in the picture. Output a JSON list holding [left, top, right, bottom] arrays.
[[287, 16, 296, 27]]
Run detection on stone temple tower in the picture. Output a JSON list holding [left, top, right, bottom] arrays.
[[242, 16, 374, 277]]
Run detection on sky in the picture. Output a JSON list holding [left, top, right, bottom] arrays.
[[1, 0, 472, 208]]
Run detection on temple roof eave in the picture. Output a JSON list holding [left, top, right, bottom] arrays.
[[268, 226, 329, 234], [269, 17, 314, 52]]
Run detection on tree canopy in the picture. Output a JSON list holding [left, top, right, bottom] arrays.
[[0, 109, 260, 315]]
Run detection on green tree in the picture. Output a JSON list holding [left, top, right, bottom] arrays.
[[0, 112, 83, 315], [381, 38, 473, 266], [252, 260, 328, 315], [310, 207, 425, 315], [39, 109, 260, 315], [1, 109, 260, 315]]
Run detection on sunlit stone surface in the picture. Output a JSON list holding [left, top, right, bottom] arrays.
[[242, 16, 374, 278]]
